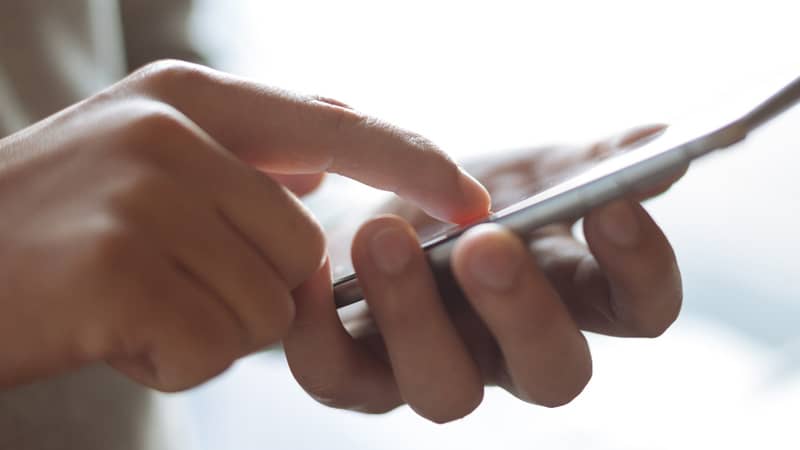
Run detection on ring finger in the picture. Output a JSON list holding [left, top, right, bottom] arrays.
[[451, 224, 593, 407]]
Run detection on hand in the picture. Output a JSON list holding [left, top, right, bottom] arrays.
[[283, 125, 684, 422], [0, 60, 490, 391]]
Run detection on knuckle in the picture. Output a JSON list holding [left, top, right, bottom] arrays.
[[88, 98, 198, 164], [83, 85, 122, 109], [329, 105, 362, 134], [107, 170, 175, 213], [89, 221, 140, 268], [310, 95, 351, 109], [404, 131, 445, 160], [406, 132, 449, 164], [132, 59, 210, 93], [127, 102, 193, 142], [405, 132, 439, 155]]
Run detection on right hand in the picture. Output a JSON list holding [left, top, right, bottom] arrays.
[[0, 60, 490, 391]]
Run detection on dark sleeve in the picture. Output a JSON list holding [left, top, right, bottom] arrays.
[[119, 0, 207, 71]]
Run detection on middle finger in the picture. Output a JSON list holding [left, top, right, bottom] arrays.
[[351, 215, 483, 423]]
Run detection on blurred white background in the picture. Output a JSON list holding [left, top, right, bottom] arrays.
[[155, 1, 800, 449]]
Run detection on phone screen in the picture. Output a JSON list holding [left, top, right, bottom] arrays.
[[330, 119, 703, 285], [331, 74, 800, 307], [329, 137, 643, 283]]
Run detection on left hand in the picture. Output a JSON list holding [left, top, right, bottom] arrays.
[[283, 125, 685, 423]]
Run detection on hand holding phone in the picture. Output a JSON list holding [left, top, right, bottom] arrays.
[[283, 76, 799, 422], [334, 75, 800, 307], [283, 123, 687, 420]]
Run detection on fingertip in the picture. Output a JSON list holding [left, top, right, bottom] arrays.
[[452, 224, 522, 265], [452, 168, 492, 224], [351, 214, 416, 255], [582, 200, 683, 337], [354, 214, 415, 238], [268, 173, 326, 196], [451, 224, 526, 289], [417, 386, 484, 424], [416, 168, 490, 225]]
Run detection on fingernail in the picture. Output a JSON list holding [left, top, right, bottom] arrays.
[[596, 201, 640, 248], [369, 225, 415, 275], [467, 232, 522, 291], [455, 168, 492, 224]]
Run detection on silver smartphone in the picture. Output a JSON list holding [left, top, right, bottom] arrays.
[[333, 76, 800, 308]]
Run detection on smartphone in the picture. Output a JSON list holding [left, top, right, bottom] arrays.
[[333, 75, 800, 308]]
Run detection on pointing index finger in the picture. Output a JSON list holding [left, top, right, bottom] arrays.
[[318, 104, 492, 224], [134, 61, 491, 224]]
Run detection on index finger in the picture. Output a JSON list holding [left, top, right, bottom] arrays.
[[130, 61, 491, 224]]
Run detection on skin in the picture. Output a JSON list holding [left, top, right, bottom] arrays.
[[0, 60, 490, 392], [0, 58, 683, 423], [283, 125, 686, 423]]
